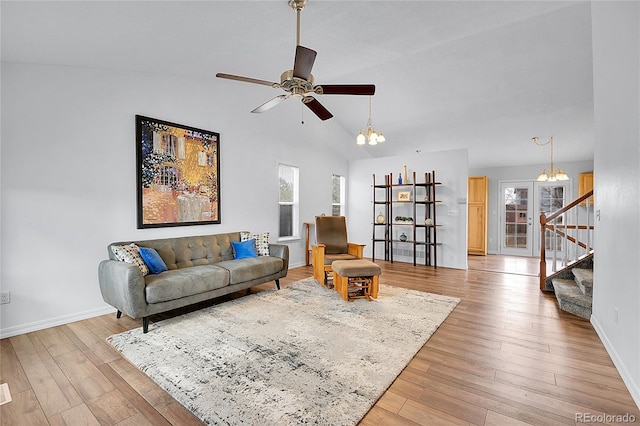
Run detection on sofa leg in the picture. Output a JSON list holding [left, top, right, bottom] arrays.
[[275, 279, 281, 290], [142, 317, 149, 333], [116, 310, 122, 319]]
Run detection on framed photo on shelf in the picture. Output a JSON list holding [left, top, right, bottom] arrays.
[[136, 115, 221, 228], [398, 191, 411, 201]]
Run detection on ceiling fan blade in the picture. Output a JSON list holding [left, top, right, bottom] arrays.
[[292, 45, 317, 80], [302, 96, 333, 121], [316, 84, 376, 96], [216, 73, 279, 88], [251, 94, 291, 113]]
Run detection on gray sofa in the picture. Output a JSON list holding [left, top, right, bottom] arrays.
[[98, 232, 289, 333]]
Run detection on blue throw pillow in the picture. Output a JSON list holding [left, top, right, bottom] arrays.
[[232, 239, 258, 259], [139, 247, 169, 274]]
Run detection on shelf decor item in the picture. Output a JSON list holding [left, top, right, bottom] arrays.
[[425, 218, 433, 226], [398, 191, 411, 201], [376, 212, 386, 224], [394, 216, 413, 224], [399, 233, 407, 242]]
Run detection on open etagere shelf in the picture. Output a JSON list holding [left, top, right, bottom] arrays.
[[372, 170, 442, 267]]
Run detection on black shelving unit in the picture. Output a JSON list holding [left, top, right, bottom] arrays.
[[372, 171, 441, 267], [372, 174, 391, 261]]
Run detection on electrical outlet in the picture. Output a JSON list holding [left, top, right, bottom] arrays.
[[0, 291, 10, 305]]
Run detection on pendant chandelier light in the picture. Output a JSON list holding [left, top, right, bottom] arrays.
[[356, 96, 385, 146], [532, 136, 569, 181]]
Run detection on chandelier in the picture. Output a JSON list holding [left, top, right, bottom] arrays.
[[532, 136, 569, 181], [356, 96, 385, 145]]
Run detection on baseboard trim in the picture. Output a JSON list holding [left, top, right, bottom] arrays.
[[591, 314, 640, 410], [0, 305, 116, 339]]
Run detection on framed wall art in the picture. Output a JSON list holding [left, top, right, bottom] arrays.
[[136, 115, 220, 228]]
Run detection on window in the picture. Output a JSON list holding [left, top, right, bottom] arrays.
[[332, 174, 345, 216], [156, 165, 181, 189], [279, 164, 299, 238], [538, 183, 567, 251]]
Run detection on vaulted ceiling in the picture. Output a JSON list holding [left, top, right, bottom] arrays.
[[1, 0, 595, 168]]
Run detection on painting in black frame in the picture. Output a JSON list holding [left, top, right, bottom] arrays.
[[136, 115, 220, 228]]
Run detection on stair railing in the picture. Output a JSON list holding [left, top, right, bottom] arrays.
[[539, 190, 594, 290]]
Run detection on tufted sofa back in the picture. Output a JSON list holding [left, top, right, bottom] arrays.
[[108, 232, 241, 270]]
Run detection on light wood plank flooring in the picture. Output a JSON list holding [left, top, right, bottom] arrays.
[[2, 257, 638, 425]]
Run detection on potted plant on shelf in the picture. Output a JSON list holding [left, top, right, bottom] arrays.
[[394, 216, 414, 224]]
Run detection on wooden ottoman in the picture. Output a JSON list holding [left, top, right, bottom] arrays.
[[331, 259, 381, 302]]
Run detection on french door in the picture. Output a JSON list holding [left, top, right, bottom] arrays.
[[499, 180, 570, 257]]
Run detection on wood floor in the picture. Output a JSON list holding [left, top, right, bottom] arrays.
[[2, 256, 639, 425]]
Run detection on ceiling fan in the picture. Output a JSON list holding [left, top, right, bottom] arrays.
[[216, 0, 375, 121]]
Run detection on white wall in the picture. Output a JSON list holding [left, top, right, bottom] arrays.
[[590, 2, 640, 408], [471, 160, 593, 254], [348, 149, 468, 270], [0, 62, 351, 337]]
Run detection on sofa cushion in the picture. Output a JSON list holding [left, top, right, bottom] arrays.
[[111, 243, 149, 276], [139, 247, 169, 274], [241, 231, 270, 256], [232, 239, 258, 259], [144, 265, 230, 304], [216, 257, 284, 285], [113, 233, 239, 270]]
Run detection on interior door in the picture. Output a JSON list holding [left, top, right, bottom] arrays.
[[499, 181, 534, 256]]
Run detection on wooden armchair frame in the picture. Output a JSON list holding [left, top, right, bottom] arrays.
[[311, 216, 365, 287]]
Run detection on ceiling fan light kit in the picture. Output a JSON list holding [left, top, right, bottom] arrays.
[[216, 0, 375, 121], [532, 136, 569, 182]]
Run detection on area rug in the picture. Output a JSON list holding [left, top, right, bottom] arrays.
[[107, 277, 460, 425]]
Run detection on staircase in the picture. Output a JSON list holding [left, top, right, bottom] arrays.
[[539, 189, 594, 319], [546, 254, 593, 319]]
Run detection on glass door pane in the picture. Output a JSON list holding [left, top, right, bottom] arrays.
[[500, 181, 534, 256]]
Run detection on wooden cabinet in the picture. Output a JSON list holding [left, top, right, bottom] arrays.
[[468, 176, 488, 255], [578, 172, 594, 206]]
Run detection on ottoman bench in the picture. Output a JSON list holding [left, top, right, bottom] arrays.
[[331, 259, 381, 302]]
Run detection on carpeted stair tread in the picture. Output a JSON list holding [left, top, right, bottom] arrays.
[[552, 278, 592, 319], [572, 268, 593, 296]]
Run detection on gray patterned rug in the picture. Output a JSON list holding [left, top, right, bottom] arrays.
[[107, 277, 459, 425]]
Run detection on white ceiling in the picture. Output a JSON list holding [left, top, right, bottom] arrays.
[[1, 0, 595, 168]]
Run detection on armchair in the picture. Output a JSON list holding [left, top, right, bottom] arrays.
[[311, 215, 365, 286]]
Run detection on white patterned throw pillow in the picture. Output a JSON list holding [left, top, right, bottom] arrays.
[[111, 243, 149, 276], [241, 231, 270, 256]]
